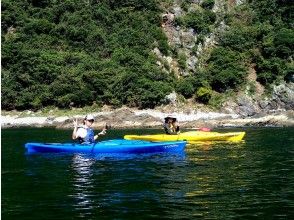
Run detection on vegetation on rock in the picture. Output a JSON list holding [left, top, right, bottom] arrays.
[[1, 0, 293, 110]]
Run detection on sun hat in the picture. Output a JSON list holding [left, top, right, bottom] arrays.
[[85, 114, 95, 121], [164, 115, 177, 122]]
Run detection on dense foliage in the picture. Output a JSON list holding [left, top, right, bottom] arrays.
[[2, 0, 173, 110], [2, 0, 293, 110], [207, 0, 293, 90], [176, 7, 216, 34]]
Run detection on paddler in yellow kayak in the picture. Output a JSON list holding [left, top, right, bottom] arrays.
[[163, 115, 180, 135]]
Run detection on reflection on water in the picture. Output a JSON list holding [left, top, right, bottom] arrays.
[[2, 127, 294, 219], [67, 152, 188, 219], [182, 136, 293, 219], [186, 141, 246, 152], [70, 155, 96, 218]]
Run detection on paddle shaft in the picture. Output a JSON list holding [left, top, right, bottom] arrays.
[[91, 124, 111, 152]]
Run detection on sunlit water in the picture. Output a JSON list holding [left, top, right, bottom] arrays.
[[2, 127, 294, 219]]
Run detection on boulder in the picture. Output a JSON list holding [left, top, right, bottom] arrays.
[[180, 29, 196, 49], [236, 95, 259, 116], [165, 92, 177, 105], [171, 6, 182, 17], [272, 83, 294, 110]]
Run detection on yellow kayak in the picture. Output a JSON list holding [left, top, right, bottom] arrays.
[[124, 131, 246, 143]]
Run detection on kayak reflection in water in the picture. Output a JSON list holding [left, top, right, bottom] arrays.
[[72, 114, 107, 144], [163, 115, 180, 135]]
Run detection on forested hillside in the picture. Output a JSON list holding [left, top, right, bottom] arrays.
[[1, 0, 293, 111]]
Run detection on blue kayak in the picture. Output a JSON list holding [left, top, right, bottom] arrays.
[[25, 139, 187, 154]]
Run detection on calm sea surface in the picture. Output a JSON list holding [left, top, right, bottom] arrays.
[[2, 127, 294, 219]]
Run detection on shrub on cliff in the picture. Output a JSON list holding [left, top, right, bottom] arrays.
[[206, 47, 247, 92], [176, 9, 216, 34], [201, 0, 215, 10], [196, 87, 212, 104], [176, 78, 195, 99]]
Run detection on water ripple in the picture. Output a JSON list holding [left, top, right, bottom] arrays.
[[2, 127, 294, 219]]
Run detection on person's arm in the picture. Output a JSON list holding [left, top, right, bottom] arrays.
[[164, 123, 176, 135], [175, 125, 180, 134], [173, 122, 180, 134], [94, 128, 107, 140], [174, 122, 180, 132], [72, 119, 78, 140]]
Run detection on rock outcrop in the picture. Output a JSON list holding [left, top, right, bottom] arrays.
[[2, 106, 293, 129], [156, 0, 228, 76]]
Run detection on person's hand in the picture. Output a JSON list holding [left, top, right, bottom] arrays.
[[98, 129, 106, 136], [73, 119, 78, 128]]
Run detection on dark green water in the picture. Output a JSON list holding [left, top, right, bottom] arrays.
[[2, 127, 294, 219]]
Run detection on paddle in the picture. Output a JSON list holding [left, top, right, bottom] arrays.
[[91, 123, 111, 153], [97, 123, 111, 136], [105, 123, 111, 130]]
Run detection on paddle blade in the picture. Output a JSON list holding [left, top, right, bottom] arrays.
[[105, 123, 111, 130]]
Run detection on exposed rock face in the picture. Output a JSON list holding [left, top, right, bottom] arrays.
[[155, 0, 236, 77], [164, 92, 178, 105], [272, 83, 294, 110], [223, 95, 260, 117], [215, 112, 294, 127], [156, 0, 228, 76], [180, 29, 196, 49], [170, 6, 183, 17], [222, 82, 294, 117], [227, 0, 245, 8], [236, 0, 246, 5], [237, 95, 259, 117], [255, 83, 294, 112]]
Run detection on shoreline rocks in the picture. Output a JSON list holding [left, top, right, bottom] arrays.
[[2, 107, 293, 129]]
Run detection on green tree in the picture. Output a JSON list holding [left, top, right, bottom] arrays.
[[207, 47, 247, 92], [196, 87, 212, 104]]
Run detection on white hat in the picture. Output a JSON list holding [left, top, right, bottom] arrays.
[[85, 114, 95, 121]]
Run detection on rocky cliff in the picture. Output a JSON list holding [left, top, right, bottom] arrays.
[[158, 0, 293, 115]]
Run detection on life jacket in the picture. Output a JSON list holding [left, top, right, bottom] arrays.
[[78, 127, 95, 144], [163, 122, 180, 135]]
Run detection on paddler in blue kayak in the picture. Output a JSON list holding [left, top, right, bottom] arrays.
[[72, 114, 107, 144], [163, 115, 180, 135]]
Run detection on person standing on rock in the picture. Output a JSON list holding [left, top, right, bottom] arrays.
[[72, 114, 107, 144], [163, 115, 180, 135]]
